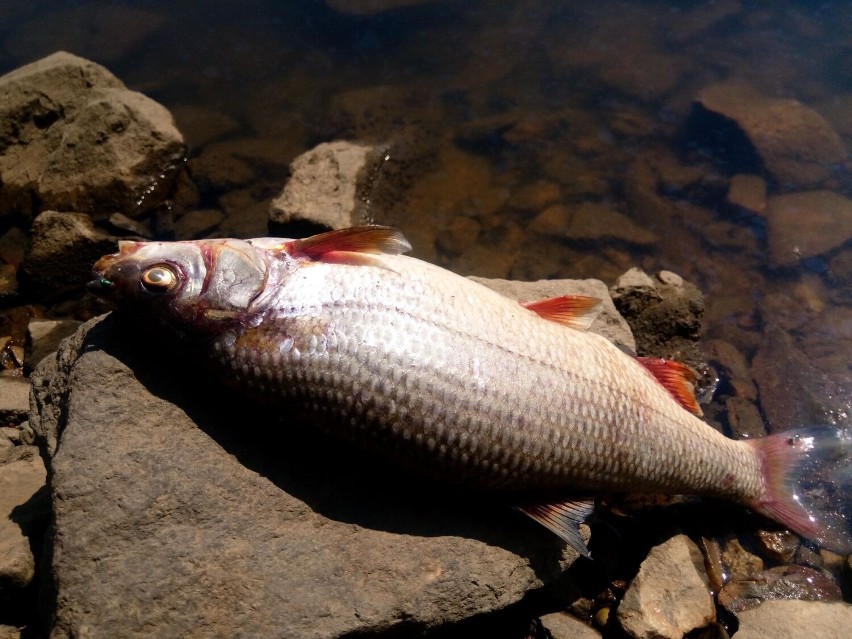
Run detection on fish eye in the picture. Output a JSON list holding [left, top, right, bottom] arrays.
[[141, 265, 178, 293]]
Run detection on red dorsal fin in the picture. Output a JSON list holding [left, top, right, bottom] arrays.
[[521, 295, 602, 331], [285, 225, 411, 259], [637, 356, 703, 416]]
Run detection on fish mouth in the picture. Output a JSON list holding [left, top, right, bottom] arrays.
[[85, 274, 115, 295]]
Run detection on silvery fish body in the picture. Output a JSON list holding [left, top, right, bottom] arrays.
[[90, 226, 851, 554]]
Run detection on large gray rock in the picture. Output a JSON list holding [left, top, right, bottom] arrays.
[[0, 51, 186, 219], [734, 600, 852, 639], [29, 313, 581, 639], [616, 534, 715, 639], [269, 141, 382, 232]]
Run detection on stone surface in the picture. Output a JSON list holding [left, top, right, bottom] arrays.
[[695, 82, 846, 188], [530, 202, 657, 246], [610, 268, 705, 370], [29, 316, 580, 639], [470, 277, 636, 352], [718, 565, 843, 614], [616, 535, 715, 639], [0, 51, 185, 219], [734, 600, 852, 639], [269, 141, 381, 231], [26, 319, 82, 374], [764, 191, 852, 266], [726, 174, 767, 214], [539, 611, 602, 639], [721, 538, 763, 580], [0, 454, 46, 591], [0, 378, 29, 428], [19, 211, 117, 302]]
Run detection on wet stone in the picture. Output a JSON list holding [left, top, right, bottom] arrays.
[[717, 565, 842, 614], [734, 600, 852, 639], [755, 530, 800, 563], [173, 209, 226, 240], [721, 538, 764, 580], [435, 217, 482, 258], [702, 339, 757, 401], [505, 181, 562, 215], [531, 202, 658, 246], [764, 191, 852, 267], [726, 174, 767, 215], [0, 227, 28, 266], [724, 398, 766, 440], [107, 212, 153, 238]]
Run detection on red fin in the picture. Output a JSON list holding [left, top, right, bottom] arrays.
[[286, 226, 411, 259], [521, 295, 602, 331], [637, 357, 703, 416], [516, 499, 595, 558], [746, 429, 852, 554]]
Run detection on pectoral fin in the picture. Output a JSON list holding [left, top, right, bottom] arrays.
[[516, 499, 595, 558]]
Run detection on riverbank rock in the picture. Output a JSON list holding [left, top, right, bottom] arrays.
[[29, 309, 587, 639], [693, 82, 846, 188], [616, 535, 715, 639], [269, 141, 382, 233], [539, 611, 602, 639], [734, 600, 852, 639], [19, 211, 117, 302], [0, 51, 186, 219]]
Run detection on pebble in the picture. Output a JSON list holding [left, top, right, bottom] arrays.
[[755, 530, 800, 562]]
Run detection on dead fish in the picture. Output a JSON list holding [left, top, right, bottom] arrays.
[[88, 225, 852, 557]]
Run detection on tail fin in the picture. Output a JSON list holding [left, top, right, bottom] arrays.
[[746, 428, 852, 554]]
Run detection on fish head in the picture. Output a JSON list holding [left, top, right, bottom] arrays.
[[88, 238, 270, 332]]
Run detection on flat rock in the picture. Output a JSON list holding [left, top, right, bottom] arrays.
[[616, 535, 715, 639], [0, 51, 185, 219], [718, 565, 842, 614], [0, 454, 47, 590], [29, 315, 580, 639], [20, 211, 117, 302], [470, 277, 636, 352], [0, 378, 29, 428], [764, 191, 852, 266], [733, 599, 852, 639], [539, 611, 601, 639], [269, 141, 381, 231], [695, 82, 846, 188]]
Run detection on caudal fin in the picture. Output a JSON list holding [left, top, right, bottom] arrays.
[[746, 428, 852, 554]]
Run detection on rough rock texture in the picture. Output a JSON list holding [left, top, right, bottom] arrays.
[[0, 453, 46, 592], [610, 268, 705, 370], [0, 51, 186, 218], [734, 600, 852, 639], [470, 277, 636, 352], [764, 191, 852, 266], [694, 82, 846, 188], [0, 379, 29, 428], [616, 535, 715, 639], [269, 141, 382, 232], [20, 211, 117, 302], [29, 311, 586, 639], [539, 611, 602, 639]]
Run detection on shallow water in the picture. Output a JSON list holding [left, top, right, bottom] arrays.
[[3, 0, 851, 452]]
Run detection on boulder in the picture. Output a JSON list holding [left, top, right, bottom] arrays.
[[764, 191, 852, 267], [0, 453, 47, 592], [539, 611, 602, 639], [29, 313, 583, 639], [19, 211, 117, 302], [269, 141, 383, 232], [734, 600, 852, 639], [0, 51, 185, 219], [616, 535, 715, 639], [694, 82, 846, 188]]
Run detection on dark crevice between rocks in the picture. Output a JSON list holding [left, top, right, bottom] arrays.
[[679, 105, 765, 179]]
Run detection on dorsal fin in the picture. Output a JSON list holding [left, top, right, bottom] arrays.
[[285, 226, 411, 259], [521, 295, 602, 331], [637, 357, 703, 416]]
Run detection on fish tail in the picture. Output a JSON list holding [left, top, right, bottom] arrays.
[[746, 427, 852, 554]]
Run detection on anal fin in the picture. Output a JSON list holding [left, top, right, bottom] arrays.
[[516, 499, 595, 558]]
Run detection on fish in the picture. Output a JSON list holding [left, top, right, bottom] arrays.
[[88, 225, 852, 557]]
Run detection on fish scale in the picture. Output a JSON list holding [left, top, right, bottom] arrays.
[[90, 225, 852, 555], [212, 254, 761, 499]]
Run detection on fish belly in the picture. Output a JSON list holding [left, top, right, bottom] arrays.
[[213, 255, 763, 501]]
